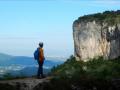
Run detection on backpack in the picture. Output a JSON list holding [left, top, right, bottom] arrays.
[[34, 48, 39, 60]]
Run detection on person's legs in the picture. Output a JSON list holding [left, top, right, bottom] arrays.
[[37, 63, 40, 78], [39, 63, 43, 76], [37, 61, 44, 78]]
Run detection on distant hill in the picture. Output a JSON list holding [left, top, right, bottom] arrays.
[[0, 53, 13, 62], [0, 53, 64, 67], [0, 53, 64, 77]]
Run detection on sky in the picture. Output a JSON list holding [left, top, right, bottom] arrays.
[[0, 0, 120, 58]]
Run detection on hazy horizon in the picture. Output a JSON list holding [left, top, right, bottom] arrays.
[[0, 0, 120, 58]]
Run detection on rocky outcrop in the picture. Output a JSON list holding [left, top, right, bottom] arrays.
[[0, 77, 51, 90], [73, 11, 120, 61]]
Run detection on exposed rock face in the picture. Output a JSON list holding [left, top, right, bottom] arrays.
[[0, 77, 51, 90], [73, 20, 120, 61]]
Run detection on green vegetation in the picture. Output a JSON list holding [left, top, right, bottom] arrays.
[[2, 73, 14, 80], [76, 10, 120, 25], [0, 73, 27, 80], [47, 56, 120, 90]]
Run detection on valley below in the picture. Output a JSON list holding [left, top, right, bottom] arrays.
[[0, 53, 64, 78]]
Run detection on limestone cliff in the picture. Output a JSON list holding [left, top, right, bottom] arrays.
[[73, 10, 120, 61]]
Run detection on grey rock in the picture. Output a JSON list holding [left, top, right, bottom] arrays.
[[0, 77, 51, 90], [73, 20, 120, 61]]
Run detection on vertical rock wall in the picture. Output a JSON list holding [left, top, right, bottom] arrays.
[[73, 20, 120, 61]]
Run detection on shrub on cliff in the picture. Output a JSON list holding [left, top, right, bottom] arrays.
[[77, 10, 120, 25], [48, 56, 120, 90]]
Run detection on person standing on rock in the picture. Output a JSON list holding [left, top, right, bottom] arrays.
[[34, 42, 45, 79]]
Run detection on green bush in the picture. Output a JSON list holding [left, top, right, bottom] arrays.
[[49, 56, 120, 90], [77, 10, 120, 25]]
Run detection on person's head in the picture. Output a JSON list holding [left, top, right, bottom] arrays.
[[39, 42, 43, 48]]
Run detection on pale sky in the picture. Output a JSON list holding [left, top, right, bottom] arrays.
[[0, 0, 120, 58]]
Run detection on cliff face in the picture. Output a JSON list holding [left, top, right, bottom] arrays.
[[73, 11, 120, 61]]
